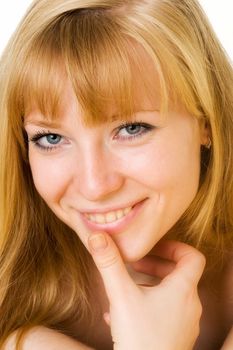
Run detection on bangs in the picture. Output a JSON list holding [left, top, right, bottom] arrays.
[[15, 8, 167, 125]]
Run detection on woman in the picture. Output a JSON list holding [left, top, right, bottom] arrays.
[[0, 0, 232, 349]]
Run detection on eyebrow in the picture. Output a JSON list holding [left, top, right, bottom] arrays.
[[24, 119, 62, 128]]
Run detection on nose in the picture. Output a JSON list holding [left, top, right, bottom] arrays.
[[74, 146, 124, 201]]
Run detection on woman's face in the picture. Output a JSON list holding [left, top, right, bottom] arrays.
[[24, 78, 208, 262]]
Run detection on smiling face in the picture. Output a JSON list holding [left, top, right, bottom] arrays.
[[24, 76, 208, 263]]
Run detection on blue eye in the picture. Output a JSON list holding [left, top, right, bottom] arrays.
[[123, 124, 142, 135], [45, 134, 62, 144], [29, 131, 63, 151], [115, 122, 154, 140]]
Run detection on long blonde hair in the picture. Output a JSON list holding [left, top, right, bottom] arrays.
[[0, 0, 233, 347]]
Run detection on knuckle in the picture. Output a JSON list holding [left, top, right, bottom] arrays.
[[96, 252, 119, 269], [190, 248, 206, 266], [186, 247, 205, 263], [195, 250, 206, 268], [198, 252, 206, 269]]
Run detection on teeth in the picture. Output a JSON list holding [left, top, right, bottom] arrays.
[[116, 209, 125, 220], [89, 214, 96, 222], [86, 206, 132, 224], [95, 214, 106, 224], [105, 212, 117, 223], [123, 207, 131, 215]]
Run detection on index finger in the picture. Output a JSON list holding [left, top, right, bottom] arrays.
[[88, 232, 138, 304]]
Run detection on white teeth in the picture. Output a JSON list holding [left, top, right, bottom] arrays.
[[85, 206, 132, 224], [89, 214, 96, 222], [123, 207, 131, 215], [116, 209, 125, 220], [105, 212, 117, 223], [95, 214, 106, 224]]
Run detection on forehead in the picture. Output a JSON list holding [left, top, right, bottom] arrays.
[[15, 4, 173, 125], [23, 42, 163, 126]]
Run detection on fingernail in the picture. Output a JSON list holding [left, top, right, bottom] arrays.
[[89, 233, 108, 252]]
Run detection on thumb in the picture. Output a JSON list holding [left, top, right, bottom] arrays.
[[88, 232, 136, 304]]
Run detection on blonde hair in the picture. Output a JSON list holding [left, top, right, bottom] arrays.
[[0, 0, 233, 347]]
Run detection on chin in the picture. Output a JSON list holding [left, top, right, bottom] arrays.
[[111, 234, 157, 263]]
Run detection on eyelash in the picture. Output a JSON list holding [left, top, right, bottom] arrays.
[[113, 121, 154, 141], [29, 130, 63, 152], [28, 122, 154, 152]]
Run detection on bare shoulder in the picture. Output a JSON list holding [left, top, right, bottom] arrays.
[[3, 326, 94, 350]]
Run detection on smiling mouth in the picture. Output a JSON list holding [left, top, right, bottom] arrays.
[[84, 206, 132, 224], [79, 199, 147, 234]]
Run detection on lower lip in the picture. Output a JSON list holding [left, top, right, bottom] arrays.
[[80, 199, 147, 234]]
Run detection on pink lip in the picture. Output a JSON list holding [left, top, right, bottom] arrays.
[[79, 199, 147, 234]]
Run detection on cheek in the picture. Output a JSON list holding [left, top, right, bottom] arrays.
[[118, 138, 200, 196], [29, 154, 70, 204]]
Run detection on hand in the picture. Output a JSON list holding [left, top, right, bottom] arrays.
[[88, 232, 206, 350]]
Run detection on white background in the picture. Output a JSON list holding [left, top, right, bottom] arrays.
[[0, 0, 232, 60]]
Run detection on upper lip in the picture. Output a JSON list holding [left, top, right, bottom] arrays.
[[79, 198, 146, 215]]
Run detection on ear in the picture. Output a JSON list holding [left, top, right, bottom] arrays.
[[199, 118, 211, 147]]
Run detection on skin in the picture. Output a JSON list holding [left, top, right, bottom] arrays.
[[21, 73, 233, 348], [24, 80, 208, 263], [23, 57, 212, 348], [89, 234, 205, 350], [22, 80, 209, 348]]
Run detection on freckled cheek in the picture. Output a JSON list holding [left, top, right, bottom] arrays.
[[29, 156, 71, 203]]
